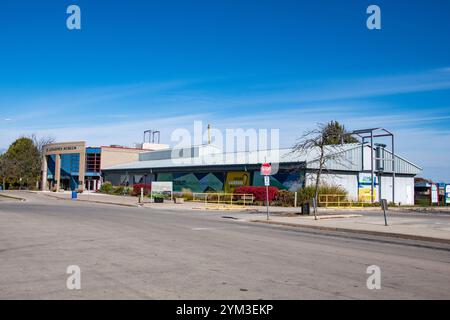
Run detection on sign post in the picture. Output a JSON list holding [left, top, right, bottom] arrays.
[[380, 199, 388, 226], [261, 163, 272, 221]]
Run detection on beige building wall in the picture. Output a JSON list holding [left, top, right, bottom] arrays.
[[100, 147, 143, 169]]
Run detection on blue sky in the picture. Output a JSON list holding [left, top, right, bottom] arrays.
[[0, 0, 450, 181]]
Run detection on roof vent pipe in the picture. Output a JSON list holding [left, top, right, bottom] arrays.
[[207, 124, 211, 145], [375, 143, 387, 172]]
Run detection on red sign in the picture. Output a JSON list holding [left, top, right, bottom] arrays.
[[260, 163, 272, 176]]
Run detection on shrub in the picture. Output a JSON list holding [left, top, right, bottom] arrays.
[[100, 182, 113, 194], [112, 186, 125, 195], [317, 183, 347, 196], [274, 190, 295, 207], [296, 183, 347, 206], [181, 188, 193, 201], [415, 198, 430, 206], [126, 187, 134, 196], [235, 186, 279, 203], [132, 183, 151, 196], [296, 186, 316, 205]]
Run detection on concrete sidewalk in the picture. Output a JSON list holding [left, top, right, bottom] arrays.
[[246, 214, 450, 244], [32, 191, 310, 213], [35, 191, 144, 207]]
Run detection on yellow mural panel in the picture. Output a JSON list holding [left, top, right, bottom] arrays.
[[225, 171, 250, 193]]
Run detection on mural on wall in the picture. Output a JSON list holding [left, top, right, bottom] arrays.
[[133, 174, 155, 185], [252, 171, 303, 191], [157, 172, 224, 192], [224, 171, 251, 193], [358, 173, 379, 202], [155, 171, 303, 193]]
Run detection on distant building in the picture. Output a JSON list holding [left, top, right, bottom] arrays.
[[41, 139, 422, 205], [415, 179, 449, 205], [102, 143, 421, 205], [41, 141, 168, 192]]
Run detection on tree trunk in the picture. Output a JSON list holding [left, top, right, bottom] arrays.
[[313, 151, 325, 220], [313, 168, 322, 219]]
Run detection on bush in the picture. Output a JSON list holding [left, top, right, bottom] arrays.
[[235, 186, 279, 203], [317, 183, 347, 195], [274, 190, 295, 207], [112, 186, 125, 195], [132, 183, 151, 196], [181, 188, 193, 201], [99, 182, 113, 194], [296, 183, 347, 206], [415, 198, 430, 206], [296, 186, 316, 205]]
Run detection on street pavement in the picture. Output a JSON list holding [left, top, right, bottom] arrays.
[[34, 190, 450, 244], [0, 191, 450, 299]]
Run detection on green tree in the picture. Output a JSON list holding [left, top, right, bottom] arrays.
[[3, 137, 41, 189], [322, 121, 358, 145], [0, 153, 11, 190]]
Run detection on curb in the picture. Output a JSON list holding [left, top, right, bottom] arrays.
[[74, 199, 140, 208], [250, 219, 450, 245], [39, 192, 141, 208], [0, 193, 26, 201]]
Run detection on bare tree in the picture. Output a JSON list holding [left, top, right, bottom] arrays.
[[30, 134, 56, 154], [30, 134, 55, 187], [291, 122, 356, 219]]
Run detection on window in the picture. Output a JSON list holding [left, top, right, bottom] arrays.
[[86, 153, 101, 173]]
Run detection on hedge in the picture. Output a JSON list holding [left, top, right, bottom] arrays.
[[235, 186, 279, 202], [132, 183, 151, 196]]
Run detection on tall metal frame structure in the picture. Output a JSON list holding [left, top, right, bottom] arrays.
[[143, 130, 161, 144], [350, 128, 395, 204]]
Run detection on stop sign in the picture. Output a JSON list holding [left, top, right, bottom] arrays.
[[260, 163, 272, 176]]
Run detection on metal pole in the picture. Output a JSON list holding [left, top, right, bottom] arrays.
[[266, 184, 269, 220], [361, 137, 365, 171], [382, 201, 388, 226], [392, 134, 395, 205], [371, 131, 374, 203], [379, 172, 382, 203], [313, 197, 317, 220]]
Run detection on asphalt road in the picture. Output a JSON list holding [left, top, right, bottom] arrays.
[[1, 193, 450, 299]]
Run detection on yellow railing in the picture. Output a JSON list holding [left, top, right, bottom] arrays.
[[192, 193, 254, 207], [318, 194, 366, 208]]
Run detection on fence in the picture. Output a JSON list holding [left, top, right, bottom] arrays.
[[192, 193, 255, 208], [318, 194, 366, 208]]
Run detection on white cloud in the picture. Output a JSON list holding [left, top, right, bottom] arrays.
[[1, 68, 450, 181]]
